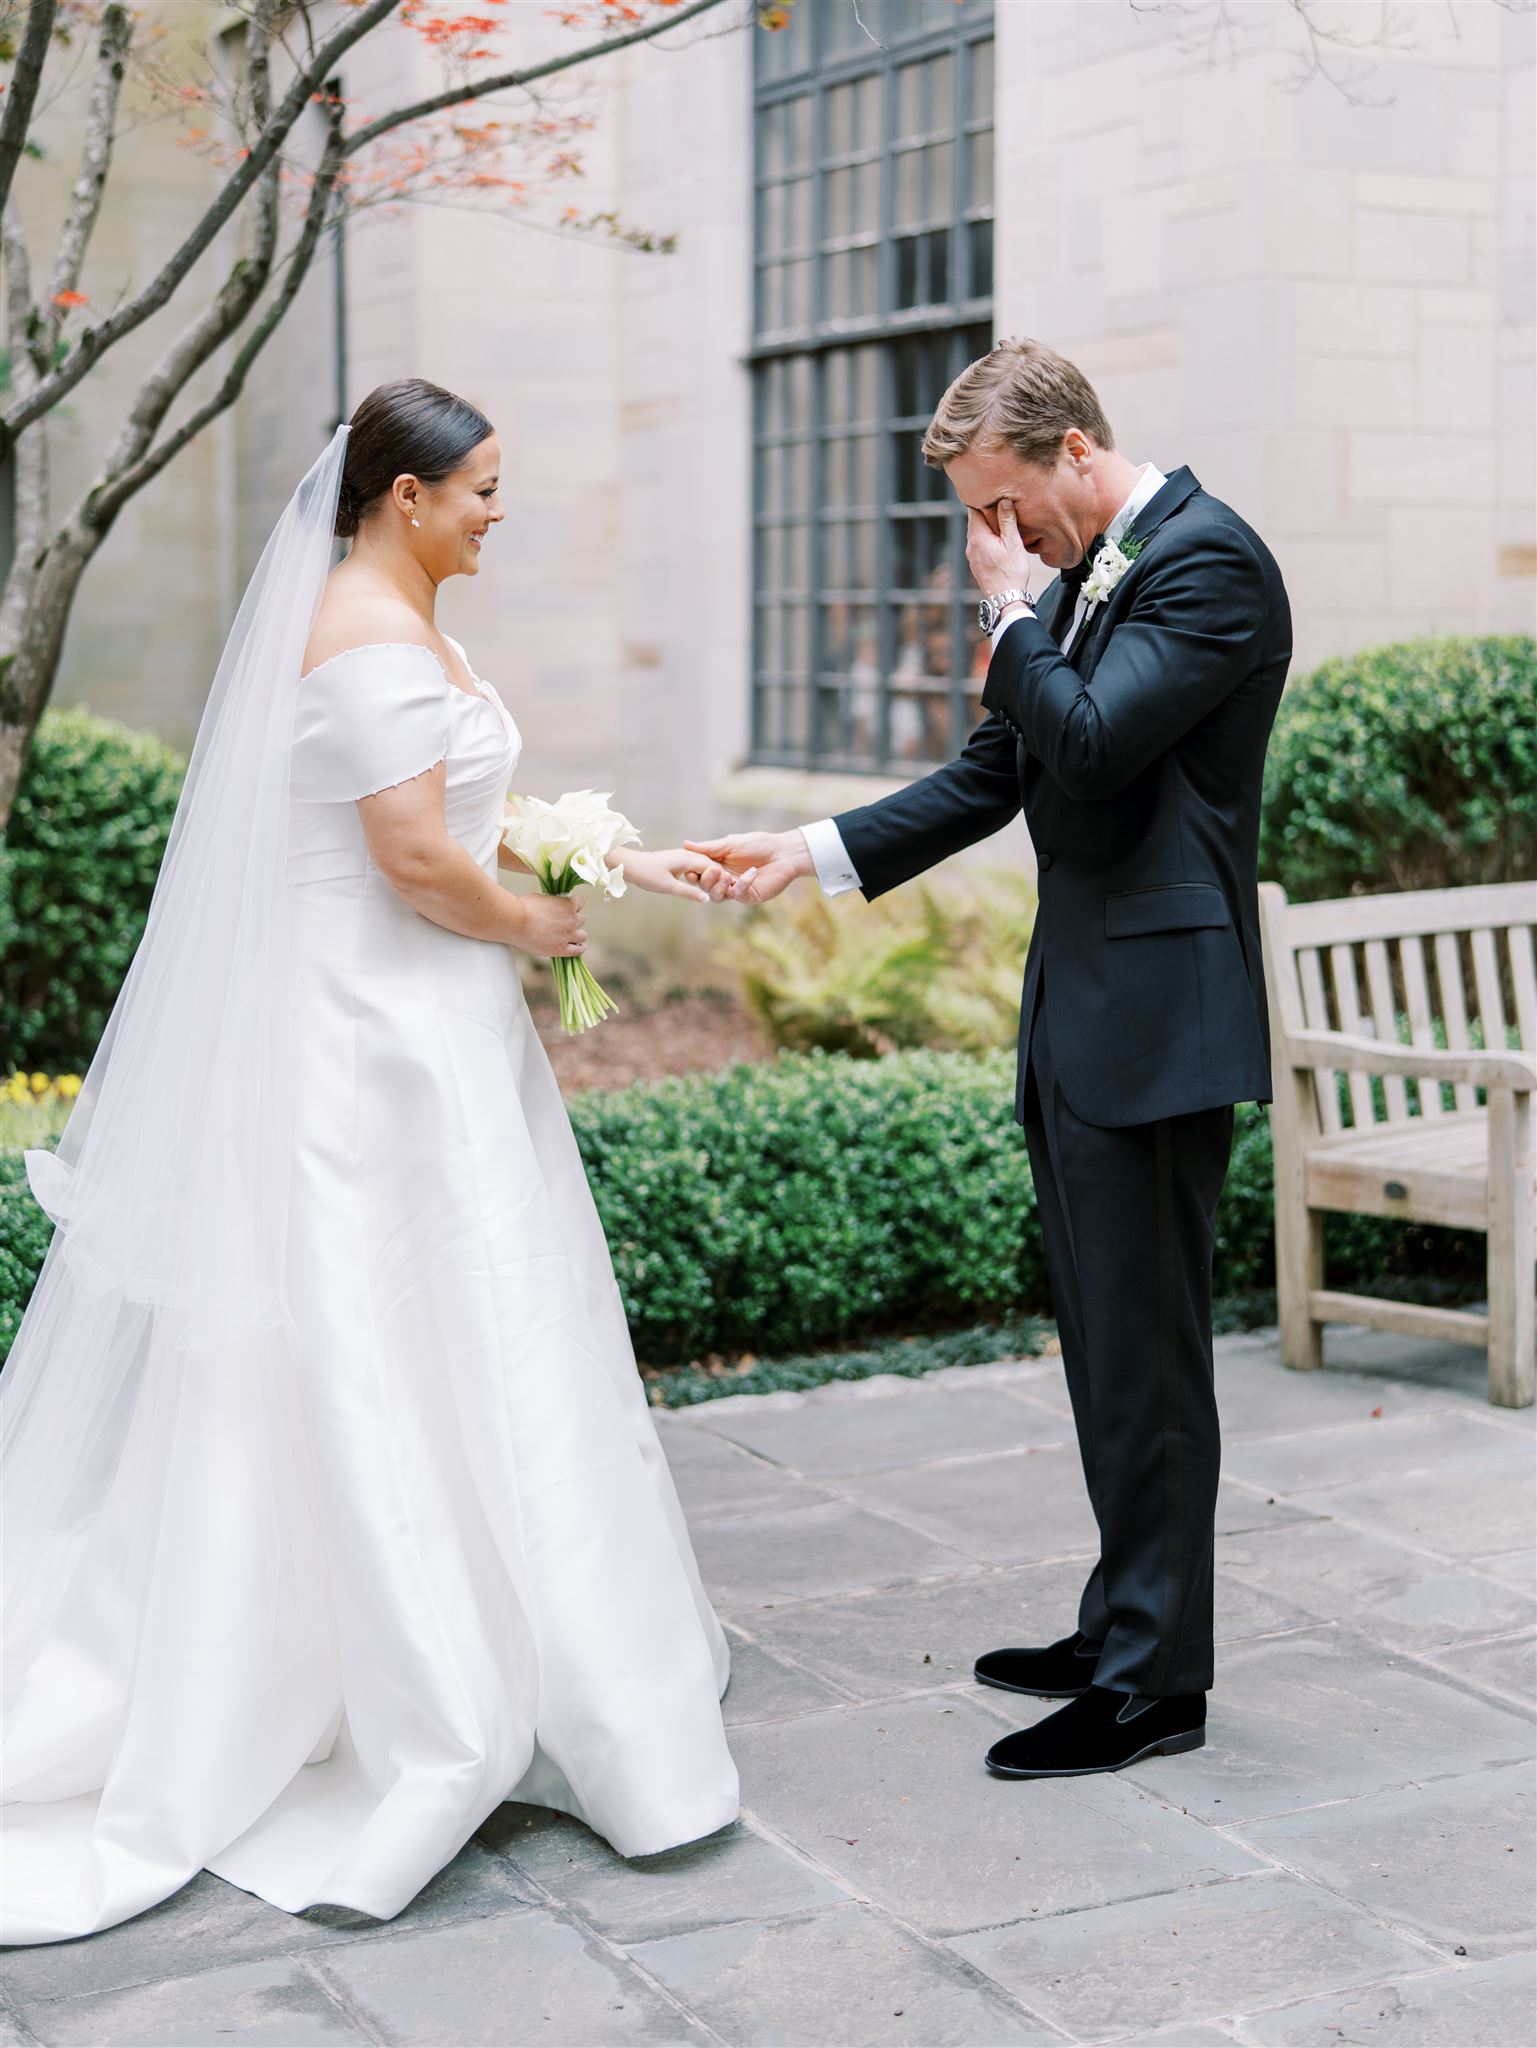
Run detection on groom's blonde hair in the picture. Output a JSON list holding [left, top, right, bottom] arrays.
[[922, 337, 1115, 471]]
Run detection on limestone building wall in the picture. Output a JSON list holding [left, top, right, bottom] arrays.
[[14, 0, 1534, 975]]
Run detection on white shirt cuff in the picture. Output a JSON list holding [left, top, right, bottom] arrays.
[[991, 602, 1032, 651], [801, 818, 862, 898]]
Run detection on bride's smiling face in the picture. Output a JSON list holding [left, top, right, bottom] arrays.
[[406, 433, 505, 578]]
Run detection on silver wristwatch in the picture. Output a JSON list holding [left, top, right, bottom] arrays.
[[978, 586, 1035, 635]]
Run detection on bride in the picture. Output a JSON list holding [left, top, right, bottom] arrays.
[[0, 377, 740, 1946]]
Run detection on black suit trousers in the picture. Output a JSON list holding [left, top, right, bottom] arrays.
[[1021, 974, 1236, 1696]]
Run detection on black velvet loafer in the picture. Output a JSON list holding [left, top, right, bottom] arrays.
[[984, 1683, 1207, 1779], [973, 1631, 1103, 1698]]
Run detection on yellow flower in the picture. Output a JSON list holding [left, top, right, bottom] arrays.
[[30, 1072, 49, 1094], [58, 1075, 83, 1097]]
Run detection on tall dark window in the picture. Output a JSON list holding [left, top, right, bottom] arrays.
[[751, 0, 995, 774]]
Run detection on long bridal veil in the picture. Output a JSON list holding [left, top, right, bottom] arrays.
[[2, 428, 347, 1852]]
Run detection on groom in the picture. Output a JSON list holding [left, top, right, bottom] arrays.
[[688, 336, 1292, 1779]]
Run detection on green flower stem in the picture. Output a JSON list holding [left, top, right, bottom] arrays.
[[540, 858, 620, 1035]]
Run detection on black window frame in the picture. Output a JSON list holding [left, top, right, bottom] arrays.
[[749, 0, 996, 777]]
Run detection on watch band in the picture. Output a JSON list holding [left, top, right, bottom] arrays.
[[978, 586, 1034, 635]]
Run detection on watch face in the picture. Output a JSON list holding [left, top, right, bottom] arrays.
[[977, 598, 993, 632]]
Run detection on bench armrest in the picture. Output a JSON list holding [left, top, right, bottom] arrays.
[[1287, 1030, 1536, 1093]]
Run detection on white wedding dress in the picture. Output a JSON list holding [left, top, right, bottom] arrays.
[[0, 634, 738, 1945]]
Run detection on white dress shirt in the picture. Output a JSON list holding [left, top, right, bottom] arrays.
[[801, 462, 1168, 898]]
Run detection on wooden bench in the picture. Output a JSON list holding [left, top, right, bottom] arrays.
[[1258, 880, 1537, 1408]]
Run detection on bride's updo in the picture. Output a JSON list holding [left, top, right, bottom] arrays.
[[335, 377, 494, 539]]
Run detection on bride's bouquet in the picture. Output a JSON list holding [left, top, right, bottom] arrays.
[[500, 790, 642, 1034]]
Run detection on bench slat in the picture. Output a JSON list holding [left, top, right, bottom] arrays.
[[1400, 935, 1445, 1121], [1311, 1109, 1490, 1167], [1330, 944, 1377, 1128], [1283, 882, 1535, 947], [1434, 931, 1479, 1114], [1298, 946, 1342, 1133], [1364, 938, 1410, 1121], [1507, 925, 1537, 1055], [1307, 1290, 1490, 1350], [1305, 1149, 1489, 1230], [1471, 926, 1508, 1067]]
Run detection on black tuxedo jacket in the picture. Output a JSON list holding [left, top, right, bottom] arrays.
[[832, 466, 1292, 1128]]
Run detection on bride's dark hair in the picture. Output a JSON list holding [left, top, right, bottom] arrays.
[[335, 377, 494, 539]]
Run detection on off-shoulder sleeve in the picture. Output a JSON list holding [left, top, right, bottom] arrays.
[[290, 644, 451, 803]]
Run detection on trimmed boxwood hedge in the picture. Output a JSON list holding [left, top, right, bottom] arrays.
[[567, 1048, 1046, 1360], [6, 1052, 1480, 1370], [1, 705, 187, 1072], [1259, 633, 1536, 899]]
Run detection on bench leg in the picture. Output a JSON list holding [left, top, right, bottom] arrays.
[[1277, 1204, 1325, 1374], [1487, 1089, 1535, 1409]]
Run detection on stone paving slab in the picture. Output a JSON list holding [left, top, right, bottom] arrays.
[[4, 1325, 1533, 2048], [311, 1907, 711, 2046], [1301, 1327, 1537, 1425], [476, 1810, 843, 1946], [1216, 1516, 1537, 1657], [628, 1900, 1063, 2046], [9, 1954, 370, 2046], [947, 1869, 1430, 2041], [676, 1370, 1071, 1476], [1239, 1953, 1537, 2046], [649, 1421, 831, 1522], [1295, 1448, 1537, 1560], [727, 1691, 1264, 1938], [1128, 1627, 1532, 1824], [1236, 1761, 1535, 1959], [1220, 1408, 1529, 1497], [685, 1494, 978, 1609], [834, 1441, 1105, 1564], [0, 1845, 533, 2008], [1422, 1629, 1537, 1706], [739, 1556, 1320, 1706], [716, 1630, 853, 1726]]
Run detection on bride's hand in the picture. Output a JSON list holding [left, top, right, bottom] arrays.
[[616, 847, 734, 903], [513, 893, 587, 958]]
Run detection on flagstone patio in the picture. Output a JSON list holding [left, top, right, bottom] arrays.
[[2, 1325, 1533, 2047]]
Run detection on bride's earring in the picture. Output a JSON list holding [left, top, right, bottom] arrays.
[[409, 514, 421, 528]]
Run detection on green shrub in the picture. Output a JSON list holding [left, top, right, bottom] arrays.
[[568, 1047, 1045, 1360], [1259, 634, 1537, 900], [5, 1058, 1485, 1371], [728, 867, 1035, 1057], [0, 1149, 55, 1360], [0, 706, 186, 1071]]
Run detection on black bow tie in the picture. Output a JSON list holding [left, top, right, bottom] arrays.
[[1058, 532, 1106, 599]]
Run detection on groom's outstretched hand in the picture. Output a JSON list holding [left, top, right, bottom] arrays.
[[681, 829, 813, 905]]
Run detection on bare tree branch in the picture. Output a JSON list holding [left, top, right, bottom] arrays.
[[0, 0, 58, 222], [86, 85, 347, 526], [0, 197, 52, 646], [42, 2, 134, 353], [81, 1, 291, 526], [0, 192, 41, 395], [28, 0, 737, 515], [0, 0, 402, 447], [345, 0, 734, 155]]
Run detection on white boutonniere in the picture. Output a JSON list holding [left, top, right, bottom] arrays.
[[1081, 519, 1147, 613]]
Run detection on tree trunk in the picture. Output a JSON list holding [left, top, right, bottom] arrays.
[[0, 485, 108, 833]]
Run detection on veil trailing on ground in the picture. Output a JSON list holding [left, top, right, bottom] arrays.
[[2, 424, 348, 1714]]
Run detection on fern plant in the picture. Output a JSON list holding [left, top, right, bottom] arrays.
[[726, 867, 1037, 1057]]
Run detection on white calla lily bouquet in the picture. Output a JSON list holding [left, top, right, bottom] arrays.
[[500, 789, 642, 1034]]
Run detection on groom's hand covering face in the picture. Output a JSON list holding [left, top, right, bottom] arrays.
[[945, 431, 1102, 579], [965, 499, 1033, 600]]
